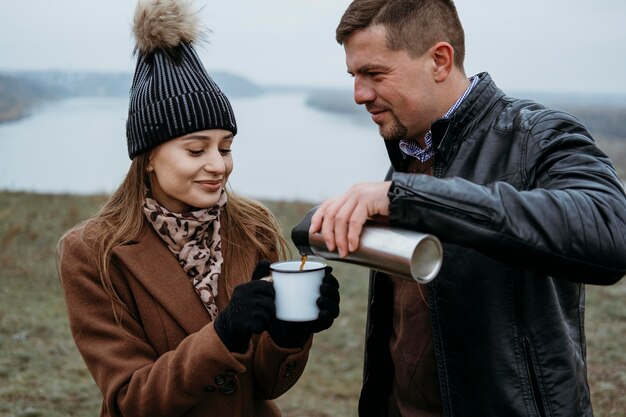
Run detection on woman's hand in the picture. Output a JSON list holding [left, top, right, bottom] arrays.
[[214, 262, 276, 353]]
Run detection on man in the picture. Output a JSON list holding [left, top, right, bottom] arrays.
[[309, 1, 626, 416]]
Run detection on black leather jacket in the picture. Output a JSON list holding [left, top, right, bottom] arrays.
[[359, 73, 626, 417]]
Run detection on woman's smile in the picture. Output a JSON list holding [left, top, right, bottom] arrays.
[[194, 179, 223, 192]]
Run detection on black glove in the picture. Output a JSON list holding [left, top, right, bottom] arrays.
[[214, 261, 276, 353], [269, 264, 341, 348]]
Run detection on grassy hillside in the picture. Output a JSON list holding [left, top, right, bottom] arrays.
[[0, 192, 624, 417]]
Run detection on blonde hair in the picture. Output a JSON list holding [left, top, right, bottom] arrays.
[[59, 152, 288, 316]]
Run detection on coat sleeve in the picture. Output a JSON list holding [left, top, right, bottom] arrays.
[[388, 110, 626, 285], [251, 333, 312, 399]]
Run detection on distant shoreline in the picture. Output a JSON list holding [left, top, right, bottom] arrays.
[[3, 70, 626, 145]]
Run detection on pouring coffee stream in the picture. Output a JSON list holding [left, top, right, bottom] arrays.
[[299, 255, 308, 271], [290, 207, 443, 284]]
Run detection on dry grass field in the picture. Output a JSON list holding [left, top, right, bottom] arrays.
[[0, 191, 624, 417]]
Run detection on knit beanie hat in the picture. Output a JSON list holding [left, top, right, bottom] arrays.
[[126, 0, 237, 159]]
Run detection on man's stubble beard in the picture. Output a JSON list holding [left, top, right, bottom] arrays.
[[379, 112, 408, 141]]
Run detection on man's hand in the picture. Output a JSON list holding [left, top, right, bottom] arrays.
[[309, 181, 391, 257]]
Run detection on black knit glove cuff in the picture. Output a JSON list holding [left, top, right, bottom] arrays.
[[214, 301, 250, 354], [269, 320, 313, 348]]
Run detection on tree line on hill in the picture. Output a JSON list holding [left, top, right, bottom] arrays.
[[0, 73, 56, 123]]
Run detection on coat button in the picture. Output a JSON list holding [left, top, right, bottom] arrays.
[[214, 375, 226, 385], [284, 361, 297, 377], [219, 379, 236, 395], [204, 385, 216, 393]]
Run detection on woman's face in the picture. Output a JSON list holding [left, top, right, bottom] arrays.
[[148, 129, 234, 213]]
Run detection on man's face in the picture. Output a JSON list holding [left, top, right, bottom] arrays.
[[344, 25, 439, 142]]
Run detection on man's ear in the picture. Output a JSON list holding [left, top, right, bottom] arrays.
[[431, 41, 454, 82]]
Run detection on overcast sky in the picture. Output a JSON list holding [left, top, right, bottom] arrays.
[[1, 0, 625, 95]]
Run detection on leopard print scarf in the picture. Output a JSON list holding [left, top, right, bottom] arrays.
[[143, 191, 227, 320]]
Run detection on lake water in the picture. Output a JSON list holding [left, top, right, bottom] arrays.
[[0, 93, 391, 203]]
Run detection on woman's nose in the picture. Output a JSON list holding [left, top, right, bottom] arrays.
[[202, 149, 226, 173]]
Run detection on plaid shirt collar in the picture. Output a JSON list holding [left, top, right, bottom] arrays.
[[399, 75, 479, 162]]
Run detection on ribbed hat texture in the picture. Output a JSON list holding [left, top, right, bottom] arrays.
[[126, 0, 237, 159]]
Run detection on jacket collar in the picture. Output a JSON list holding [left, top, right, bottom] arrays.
[[432, 72, 503, 164], [114, 223, 211, 335], [385, 72, 503, 170]]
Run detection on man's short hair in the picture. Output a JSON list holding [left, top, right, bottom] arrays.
[[336, 0, 465, 70]]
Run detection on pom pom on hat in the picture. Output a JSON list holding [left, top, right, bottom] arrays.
[[133, 0, 201, 55], [126, 0, 237, 160]]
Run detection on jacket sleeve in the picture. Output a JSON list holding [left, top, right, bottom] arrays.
[[388, 110, 626, 285]]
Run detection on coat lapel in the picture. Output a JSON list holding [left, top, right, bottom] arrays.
[[114, 225, 211, 335]]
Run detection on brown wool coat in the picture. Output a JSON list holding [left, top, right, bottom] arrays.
[[58, 221, 311, 417]]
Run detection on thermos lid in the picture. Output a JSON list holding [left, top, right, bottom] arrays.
[[290, 206, 318, 256]]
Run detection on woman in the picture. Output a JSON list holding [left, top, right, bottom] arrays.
[[56, 1, 340, 416]]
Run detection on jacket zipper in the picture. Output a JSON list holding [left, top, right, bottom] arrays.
[[523, 337, 547, 417]]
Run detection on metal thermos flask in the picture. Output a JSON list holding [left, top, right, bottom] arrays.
[[291, 207, 443, 283]]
